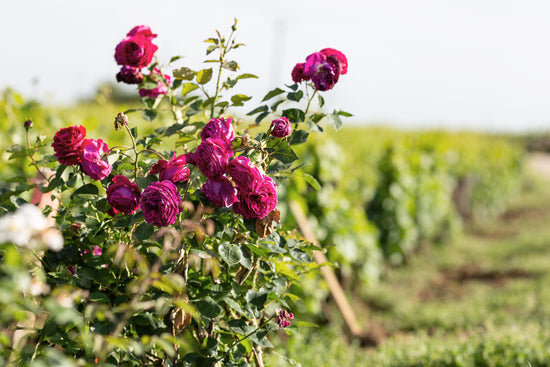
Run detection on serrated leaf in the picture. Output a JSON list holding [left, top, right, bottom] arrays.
[[231, 94, 252, 106], [142, 109, 157, 122], [287, 90, 303, 102], [246, 105, 268, 116], [236, 73, 258, 80], [318, 94, 325, 107], [255, 111, 270, 124], [268, 143, 299, 164], [169, 55, 183, 63], [218, 243, 242, 266], [327, 112, 343, 130], [135, 222, 155, 241], [206, 45, 218, 55], [72, 183, 98, 196], [245, 290, 267, 309], [337, 110, 353, 117], [196, 68, 213, 84], [197, 297, 223, 319], [223, 60, 239, 71], [289, 130, 309, 145], [181, 83, 199, 97], [261, 88, 285, 102], [289, 248, 312, 263]]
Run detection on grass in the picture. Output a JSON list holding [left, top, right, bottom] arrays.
[[265, 168, 550, 366]]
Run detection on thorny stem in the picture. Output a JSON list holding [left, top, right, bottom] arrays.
[[210, 26, 236, 119], [25, 129, 48, 182], [123, 123, 139, 181]]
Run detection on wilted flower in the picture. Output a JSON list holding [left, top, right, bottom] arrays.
[[276, 309, 294, 328], [52, 125, 88, 166], [140, 181, 182, 227], [80, 139, 112, 181], [270, 117, 291, 138], [116, 65, 144, 84], [291, 63, 309, 84]]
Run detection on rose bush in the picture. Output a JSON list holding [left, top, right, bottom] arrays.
[[0, 20, 350, 367]]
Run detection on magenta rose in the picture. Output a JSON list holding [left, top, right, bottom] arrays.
[[202, 177, 238, 208], [320, 48, 348, 75], [303, 51, 341, 91], [106, 175, 141, 215], [192, 138, 233, 180], [233, 175, 278, 219], [200, 117, 235, 144], [139, 68, 171, 98], [149, 153, 190, 183], [270, 117, 291, 138], [80, 139, 112, 181], [116, 66, 144, 84], [52, 125, 88, 166], [140, 181, 181, 227], [291, 63, 309, 84], [228, 156, 263, 190], [114, 26, 158, 68]]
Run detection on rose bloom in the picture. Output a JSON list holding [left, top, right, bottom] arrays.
[[80, 139, 112, 181], [52, 125, 88, 166], [270, 117, 291, 138], [228, 156, 263, 190], [320, 48, 348, 75], [303, 51, 341, 91], [140, 181, 182, 227], [192, 138, 233, 180], [233, 175, 278, 220], [114, 25, 158, 68], [106, 175, 141, 215], [291, 63, 309, 84], [202, 177, 238, 208], [149, 153, 190, 183], [116, 66, 144, 84], [139, 68, 171, 98], [200, 117, 235, 144]]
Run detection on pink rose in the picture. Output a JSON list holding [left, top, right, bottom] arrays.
[[202, 177, 238, 208], [140, 181, 182, 227], [228, 156, 263, 190], [80, 139, 112, 181], [200, 117, 235, 144], [139, 68, 171, 98], [114, 26, 158, 68], [149, 153, 190, 183], [233, 175, 278, 219], [52, 125, 88, 166], [303, 52, 340, 91], [320, 48, 348, 75], [270, 117, 291, 138], [192, 138, 233, 180], [106, 175, 141, 215]]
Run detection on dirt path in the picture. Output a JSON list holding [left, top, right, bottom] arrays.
[[526, 152, 550, 180]]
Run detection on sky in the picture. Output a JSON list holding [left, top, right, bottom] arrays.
[[1, 0, 550, 132]]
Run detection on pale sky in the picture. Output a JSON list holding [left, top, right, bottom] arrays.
[[2, 0, 550, 132]]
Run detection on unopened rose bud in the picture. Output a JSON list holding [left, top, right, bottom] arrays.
[[24, 119, 33, 130], [114, 112, 129, 131]]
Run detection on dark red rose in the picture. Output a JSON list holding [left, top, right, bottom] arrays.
[[270, 117, 291, 138], [52, 125, 88, 166], [228, 156, 263, 190], [140, 181, 181, 227], [192, 138, 233, 180], [200, 117, 235, 144], [320, 48, 348, 75], [114, 26, 158, 68], [233, 175, 278, 219], [106, 175, 141, 215], [202, 177, 238, 208], [291, 63, 309, 84], [149, 153, 190, 183], [116, 66, 144, 84]]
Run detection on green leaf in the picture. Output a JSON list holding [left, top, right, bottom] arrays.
[[236, 73, 258, 80], [246, 105, 268, 116], [231, 94, 252, 106], [303, 173, 321, 192], [142, 109, 157, 122], [327, 112, 343, 130], [196, 68, 213, 84], [135, 222, 155, 241], [268, 142, 299, 164], [309, 113, 326, 124], [204, 38, 219, 44], [169, 55, 183, 63], [318, 94, 325, 107], [197, 297, 223, 319], [287, 90, 303, 102], [89, 292, 110, 303], [289, 130, 309, 145], [218, 243, 242, 266], [173, 67, 195, 80], [245, 290, 267, 309], [289, 248, 312, 263], [255, 111, 270, 124], [228, 319, 255, 336], [72, 183, 99, 197], [249, 330, 273, 348], [282, 108, 305, 123], [337, 110, 353, 117], [181, 82, 199, 97], [206, 45, 218, 55], [261, 88, 285, 102]]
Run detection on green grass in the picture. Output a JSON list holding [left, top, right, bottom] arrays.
[[265, 169, 550, 366]]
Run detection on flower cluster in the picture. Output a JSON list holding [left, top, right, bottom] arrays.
[[52, 125, 112, 181], [114, 26, 170, 98], [291, 48, 348, 91], [187, 117, 278, 219]]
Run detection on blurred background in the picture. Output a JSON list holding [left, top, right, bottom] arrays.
[[3, 1, 550, 366]]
